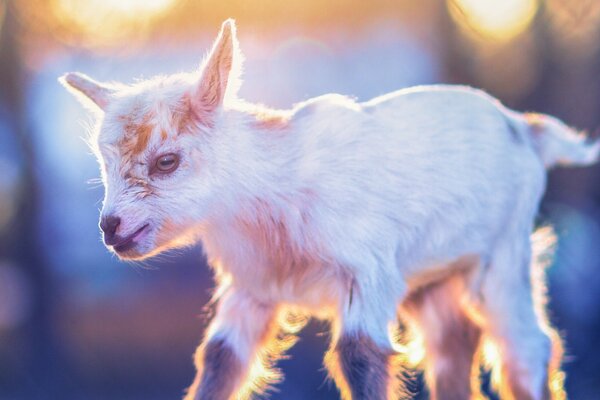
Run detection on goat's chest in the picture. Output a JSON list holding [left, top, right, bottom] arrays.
[[202, 219, 347, 310]]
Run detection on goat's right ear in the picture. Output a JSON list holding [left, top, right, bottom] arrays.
[[191, 19, 242, 123], [59, 72, 116, 111]]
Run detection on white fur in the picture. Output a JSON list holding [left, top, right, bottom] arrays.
[[61, 20, 595, 400]]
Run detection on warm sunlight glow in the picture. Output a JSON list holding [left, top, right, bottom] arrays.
[[389, 323, 425, 367], [55, 0, 174, 19], [481, 339, 502, 389], [51, 0, 176, 47], [448, 0, 539, 41], [550, 370, 567, 400], [405, 336, 425, 366], [482, 339, 500, 367]]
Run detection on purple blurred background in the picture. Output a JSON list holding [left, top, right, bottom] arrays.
[[1, 0, 600, 399]]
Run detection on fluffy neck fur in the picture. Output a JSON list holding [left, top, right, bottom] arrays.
[[205, 103, 300, 223]]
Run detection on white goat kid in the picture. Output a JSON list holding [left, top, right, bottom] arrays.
[[61, 19, 597, 400]]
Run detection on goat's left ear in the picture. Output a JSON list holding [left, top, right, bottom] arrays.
[[59, 72, 117, 111], [192, 19, 243, 120]]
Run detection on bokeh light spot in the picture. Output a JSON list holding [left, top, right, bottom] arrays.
[[50, 0, 177, 48], [55, 0, 175, 19], [448, 0, 539, 42]]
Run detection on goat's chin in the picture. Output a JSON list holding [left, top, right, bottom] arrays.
[[109, 232, 160, 260], [111, 232, 198, 261], [111, 243, 157, 261], [113, 248, 153, 261]]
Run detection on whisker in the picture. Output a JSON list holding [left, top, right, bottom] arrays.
[[87, 177, 103, 185], [87, 177, 104, 190]]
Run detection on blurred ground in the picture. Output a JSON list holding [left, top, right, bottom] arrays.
[[1, 0, 600, 399]]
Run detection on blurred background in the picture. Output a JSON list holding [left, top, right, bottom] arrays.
[[1, 0, 600, 399]]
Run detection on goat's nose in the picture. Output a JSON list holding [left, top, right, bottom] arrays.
[[100, 215, 121, 243]]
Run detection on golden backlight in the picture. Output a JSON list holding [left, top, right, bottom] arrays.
[[55, 0, 175, 19], [448, 0, 539, 42], [51, 0, 176, 47]]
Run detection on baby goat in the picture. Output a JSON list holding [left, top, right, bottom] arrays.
[[61, 19, 598, 400]]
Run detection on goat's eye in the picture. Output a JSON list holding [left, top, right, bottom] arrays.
[[153, 153, 179, 174]]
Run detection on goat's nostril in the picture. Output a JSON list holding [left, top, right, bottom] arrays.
[[100, 215, 121, 238]]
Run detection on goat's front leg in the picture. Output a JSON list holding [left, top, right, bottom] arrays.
[[326, 274, 405, 400], [184, 288, 278, 400]]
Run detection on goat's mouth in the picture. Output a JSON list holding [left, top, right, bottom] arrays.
[[112, 223, 150, 255]]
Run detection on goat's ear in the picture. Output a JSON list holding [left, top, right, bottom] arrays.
[[59, 72, 116, 111], [191, 19, 242, 120]]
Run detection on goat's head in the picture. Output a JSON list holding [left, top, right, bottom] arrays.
[[60, 19, 242, 260]]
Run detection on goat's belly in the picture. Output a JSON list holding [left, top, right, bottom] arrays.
[[241, 258, 349, 316], [403, 254, 480, 293]]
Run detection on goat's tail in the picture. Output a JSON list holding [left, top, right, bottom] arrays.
[[517, 112, 600, 168]]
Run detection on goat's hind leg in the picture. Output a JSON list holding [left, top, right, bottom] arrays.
[[477, 232, 564, 400], [403, 272, 483, 400]]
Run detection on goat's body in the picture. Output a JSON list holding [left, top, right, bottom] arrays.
[[191, 85, 584, 399], [203, 85, 543, 312], [63, 21, 596, 399]]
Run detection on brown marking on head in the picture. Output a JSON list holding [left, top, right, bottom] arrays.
[[116, 108, 156, 158], [131, 122, 153, 155], [111, 109, 161, 198]]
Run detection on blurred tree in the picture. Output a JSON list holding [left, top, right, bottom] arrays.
[[0, 1, 65, 397]]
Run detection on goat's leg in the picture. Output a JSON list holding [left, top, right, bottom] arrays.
[[403, 274, 482, 400], [325, 273, 404, 400], [329, 331, 394, 400], [477, 234, 564, 400], [184, 289, 281, 400]]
